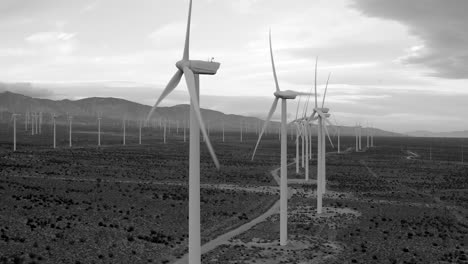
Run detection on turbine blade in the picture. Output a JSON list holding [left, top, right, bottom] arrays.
[[252, 97, 279, 160], [184, 67, 220, 169], [269, 30, 280, 92], [295, 95, 302, 120], [321, 72, 331, 108], [183, 0, 193, 60], [324, 118, 337, 133], [314, 57, 318, 108], [324, 123, 335, 148], [291, 91, 315, 96], [146, 70, 183, 121], [307, 111, 317, 122]]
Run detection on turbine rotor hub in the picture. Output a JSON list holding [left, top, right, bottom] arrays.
[[176, 60, 190, 71]]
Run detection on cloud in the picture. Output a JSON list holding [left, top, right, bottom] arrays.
[[26, 31, 75, 43], [25, 31, 77, 55], [0, 48, 35, 57], [351, 0, 468, 79]]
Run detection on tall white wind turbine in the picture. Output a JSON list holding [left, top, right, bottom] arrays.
[[252, 31, 313, 246], [146, 1, 220, 263], [308, 71, 334, 214]]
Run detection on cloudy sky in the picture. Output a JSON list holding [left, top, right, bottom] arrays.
[[0, 0, 467, 133]]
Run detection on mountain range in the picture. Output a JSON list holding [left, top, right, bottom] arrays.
[[405, 130, 468, 138], [0, 91, 401, 136]]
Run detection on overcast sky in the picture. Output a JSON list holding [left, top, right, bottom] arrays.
[[0, 0, 467, 133]]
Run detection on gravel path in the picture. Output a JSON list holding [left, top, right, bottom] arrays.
[[172, 162, 301, 264]]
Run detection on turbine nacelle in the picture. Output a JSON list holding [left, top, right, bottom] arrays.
[[176, 60, 220, 75], [274, 90, 297, 99], [314, 107, 329, 114], [274, 90, 314, 100]]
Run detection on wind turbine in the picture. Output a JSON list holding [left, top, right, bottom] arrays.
[[52, 114, 56, 149], [145, 1, 220, 262], [332, 116, 341, 154], [139, 120, 142, 145], [35, 113, 39, 135], [122, 118, 126, 146], [307, 70, 334, 214], [366, 123, 370, 148], [222, 120, 225, 142], [252, 31, 313, 246], [31, 112, 35, 136], [68, 115, 73, 147], [98, 115, 102, 146], [11, 114, 19, 151]]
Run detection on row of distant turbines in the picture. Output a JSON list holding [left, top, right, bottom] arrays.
[[8, 111, 340, 150]]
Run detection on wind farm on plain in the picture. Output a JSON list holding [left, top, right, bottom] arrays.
[[1, 0, 468, 263]]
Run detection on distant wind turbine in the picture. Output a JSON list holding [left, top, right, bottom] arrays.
[[139, 120, 142, 145], [122, 118, 126, 146], [68, 115, 73, 147], [98, 115, 102, 146], [52, 114, 57, 149], [11, 114, 19, 151], [145, 0, 221, 262]]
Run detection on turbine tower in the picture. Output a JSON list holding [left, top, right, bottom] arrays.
[[252, 31, 313, 246], [11, 114, 19, 151], [146, 1, 220, 263], [338, 125, 341, 153], [98, 115, 102, 146], [52, 114, 56, 149], [139, 120, 142, 145], [122, 118, 126, 146], [31, 112, 35, 136], [68, 115, 73, 147]]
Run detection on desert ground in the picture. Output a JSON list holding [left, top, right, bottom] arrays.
[[0, 121, 467, 263]]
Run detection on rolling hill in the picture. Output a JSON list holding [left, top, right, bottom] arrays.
[[0, 91, 401, 136]]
